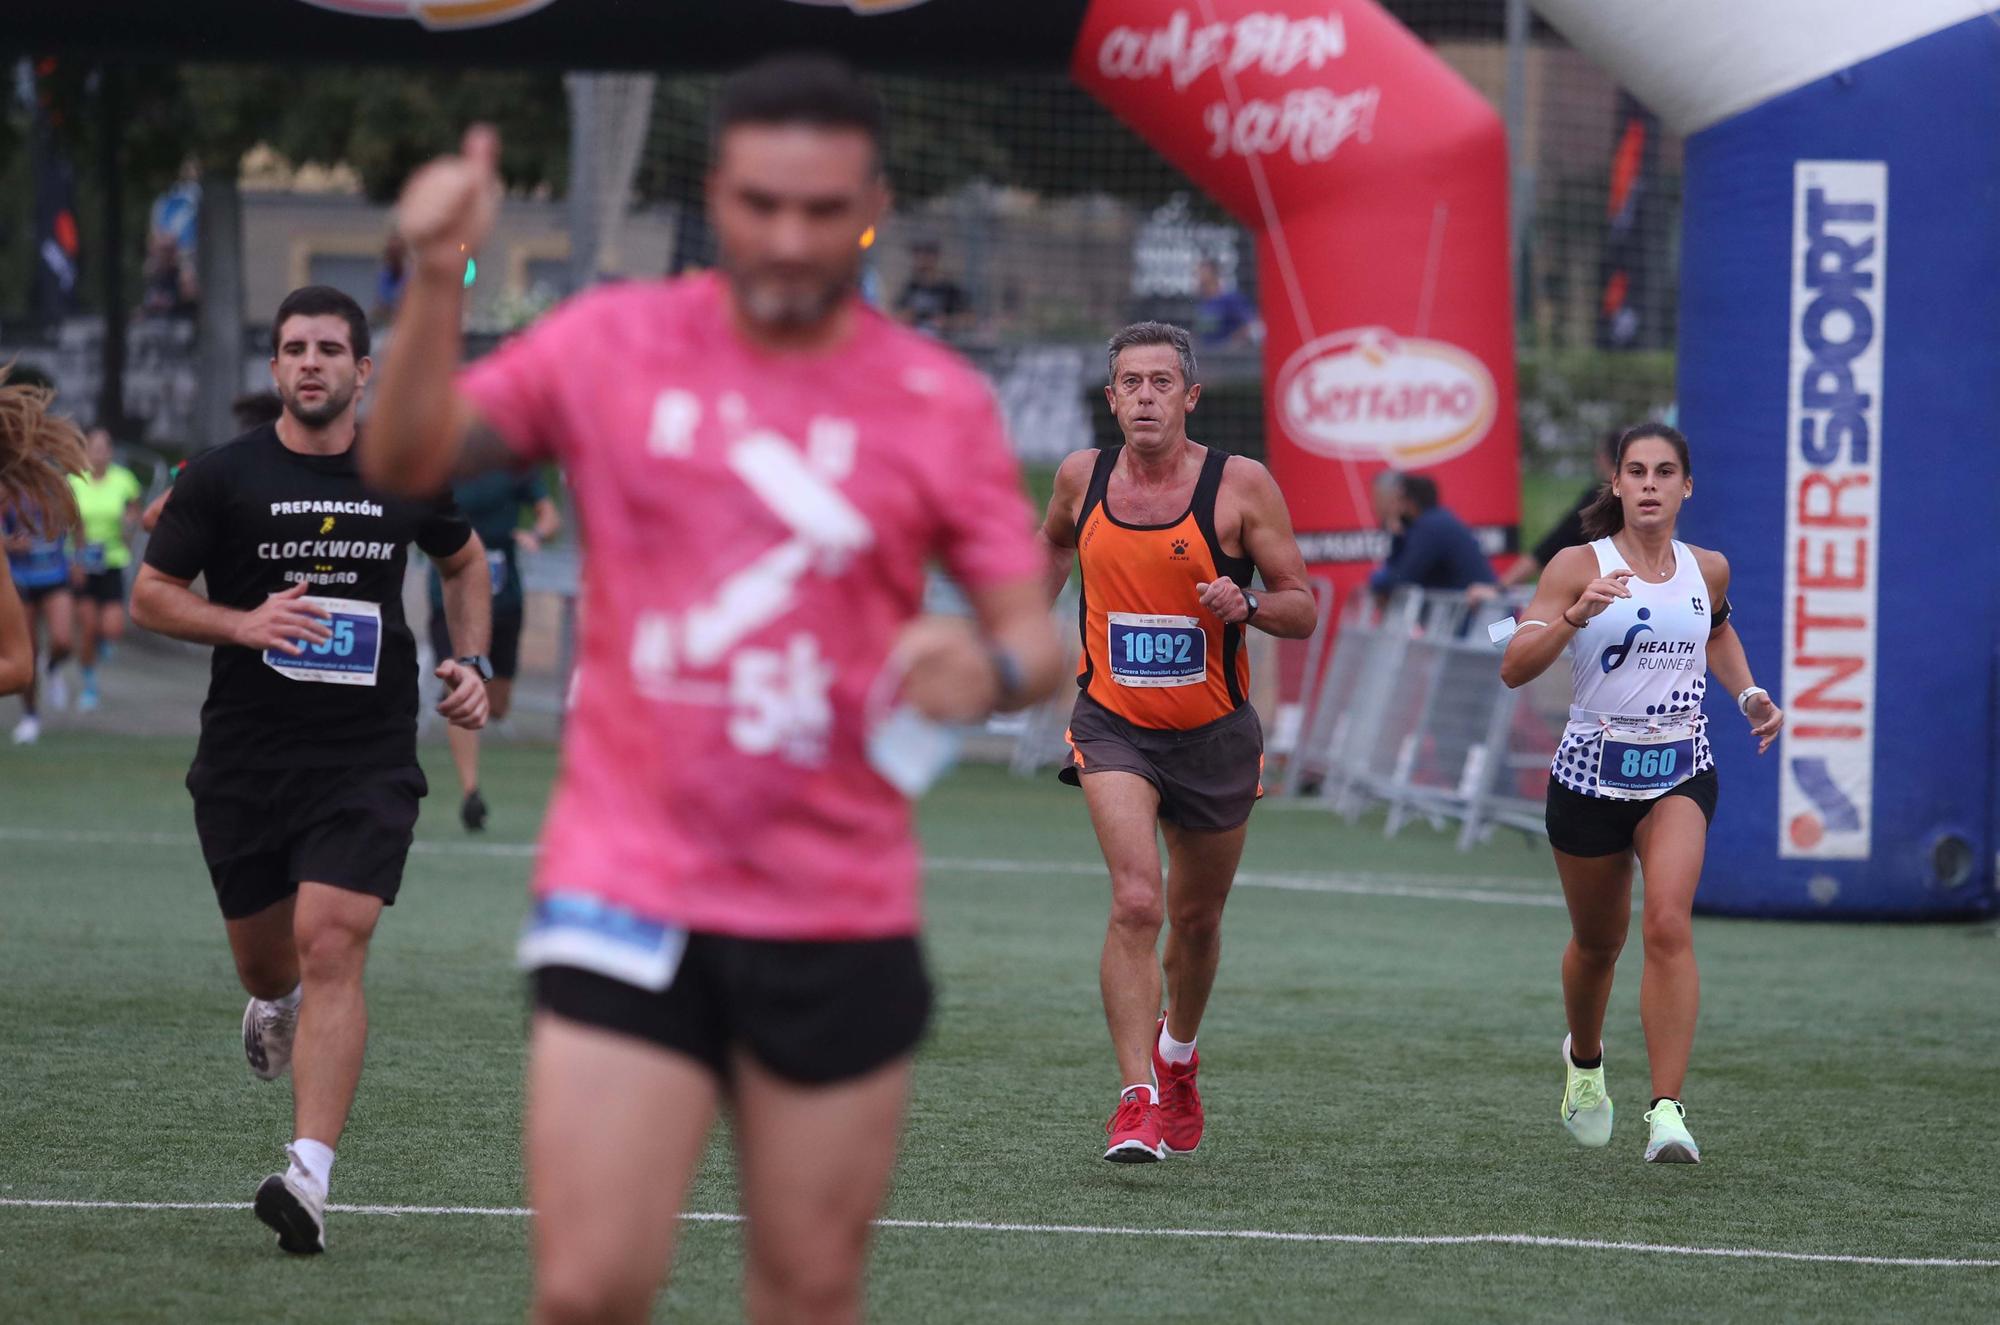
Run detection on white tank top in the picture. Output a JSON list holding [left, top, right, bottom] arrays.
[[1552, 538, 1714, 796]]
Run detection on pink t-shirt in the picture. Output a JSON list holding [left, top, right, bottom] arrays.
[[459, 274, 1038, 939]]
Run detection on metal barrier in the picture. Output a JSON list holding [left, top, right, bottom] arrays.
[[1281, 586, 1571, 849]]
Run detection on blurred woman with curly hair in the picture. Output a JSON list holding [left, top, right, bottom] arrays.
[[0, 367, 86, 721]]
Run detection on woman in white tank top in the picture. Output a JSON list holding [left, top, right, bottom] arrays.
[[1500, 424, 1784, 1165]]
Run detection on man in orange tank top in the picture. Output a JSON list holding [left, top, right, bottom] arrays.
[[1038, 322, 1318, 1162]]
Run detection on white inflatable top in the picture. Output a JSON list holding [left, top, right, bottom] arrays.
[[1530, 0, 1985, 134]]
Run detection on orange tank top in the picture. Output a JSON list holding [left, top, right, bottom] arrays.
[[1074, 445, 1254, 730]]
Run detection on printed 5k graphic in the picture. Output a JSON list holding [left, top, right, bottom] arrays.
[[629, 392, 872, 767]]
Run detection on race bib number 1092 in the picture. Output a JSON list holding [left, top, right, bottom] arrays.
[[1107, 611, 1206, 688]]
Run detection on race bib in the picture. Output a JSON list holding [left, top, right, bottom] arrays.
[[262, 596, 382, 686], [516, 891, 689, 992], [1594, 721, 1697, 801], [1107, 612, 1206, 688]]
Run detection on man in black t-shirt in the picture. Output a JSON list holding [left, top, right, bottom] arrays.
[[1499, 429, 1623, 590], [892, 240, 970, 337], [132, 286, 492, 1256]]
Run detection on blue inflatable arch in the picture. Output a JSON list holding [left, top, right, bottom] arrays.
[[1534, 0, 2000, 918]]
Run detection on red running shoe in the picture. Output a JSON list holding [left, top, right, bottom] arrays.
[[1102, 1086, 1166, 1163], [1152, 1019, 1204, 1155]]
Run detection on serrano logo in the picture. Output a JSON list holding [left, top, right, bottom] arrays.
[[1599, 608, 1651, 675], [294, 0, 557, 30], [1275, 328, 1497, 467]]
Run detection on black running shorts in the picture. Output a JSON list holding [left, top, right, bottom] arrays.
[[80, 568, 125, 605], [186, 763, 428, 919], [1545, 768, 1718, 858], [1058, 691, 1264, 831], [533, 934, 933, 1086], [430, 606, 522, 682]]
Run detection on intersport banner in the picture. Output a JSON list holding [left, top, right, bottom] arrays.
[[1073, 0, 1519, 594], [1535, 0, 2000, 918]]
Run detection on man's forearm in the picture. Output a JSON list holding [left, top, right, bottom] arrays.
[[989, 612, 1063, 711], [363, 267, 470, 496], [1251, 587, 1318, 640], [131, 577, 244, 649], [439, 557, 492, 658], [1037, 535, 1075, 605]]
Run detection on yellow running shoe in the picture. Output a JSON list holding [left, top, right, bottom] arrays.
[[1643, 1098, 1701, 1163], [1559, 1034, 1614, 1147]]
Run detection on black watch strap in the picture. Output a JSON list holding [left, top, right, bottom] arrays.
[[1242, 590, 1260, 623], [458, 654, 494, 682]]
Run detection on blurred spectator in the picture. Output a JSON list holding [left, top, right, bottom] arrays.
[[375, 234, 410, 324], [1191, 257, 1257, 348], [139, 232, 199, 319], [232, 391, 285, 432], [893, 240, 969, 337], [140, 393, 284, 534], [1499, 429, 1622, 589], [1368, 471, 1496, 601]]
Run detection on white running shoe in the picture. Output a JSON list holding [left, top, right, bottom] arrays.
[[10, 715, 40, 745], [44, 672, 68, 712], [254, 1150, 326, 1254], [242, 996, 299, 1081], [1644, 1098, 1701, 1163], [1559, 1034, 1614, 1148]]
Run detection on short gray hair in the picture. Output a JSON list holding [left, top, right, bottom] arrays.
[[1107, 321, 1198, 388]]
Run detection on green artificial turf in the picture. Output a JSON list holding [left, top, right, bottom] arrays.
[[1, 734, 1995, 1322]]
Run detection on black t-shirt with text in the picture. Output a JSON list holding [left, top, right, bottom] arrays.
[[144, 425, 472, 770]]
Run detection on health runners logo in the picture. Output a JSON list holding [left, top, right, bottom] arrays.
[[1599, 608, 1652, 675]]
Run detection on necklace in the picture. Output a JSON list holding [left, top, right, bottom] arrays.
[[1615, 533, 1674, 581]]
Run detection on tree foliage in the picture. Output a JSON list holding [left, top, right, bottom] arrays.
[[3, 61, 569, 317], [636, 73, 1207, 214]]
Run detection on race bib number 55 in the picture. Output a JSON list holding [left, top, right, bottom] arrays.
[[263, 596, 382, 686], [1107, 612, 1206, 688]]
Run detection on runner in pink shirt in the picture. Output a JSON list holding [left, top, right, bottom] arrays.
[[364, 56, 1061, 1325]]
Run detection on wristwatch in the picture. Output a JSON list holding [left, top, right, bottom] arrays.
[[1241, 591, 1260, 624], [458, 654, 495, 682]]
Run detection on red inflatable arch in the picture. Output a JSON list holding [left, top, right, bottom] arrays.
[[1073, 0, 1519, 606]]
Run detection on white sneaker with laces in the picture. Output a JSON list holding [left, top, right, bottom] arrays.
[[1559, 1034, 1614, 1148], [10, 715, 39, 745], [1644, 1098, 1701, 1164], [254, 1150, 326, 1254], [242, 996, 299, 1081]]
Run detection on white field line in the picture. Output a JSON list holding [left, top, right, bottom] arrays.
[[0, 1199, 1992, 1269], [0, 827, 1560, 909]]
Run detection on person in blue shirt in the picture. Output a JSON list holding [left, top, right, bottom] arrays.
[[1, 371, 87, 718], [1192, 258, 1257, 349], [1366, 470, 1497, 601], [4, 495, 79, 745], [373, 235, 409, 326]]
